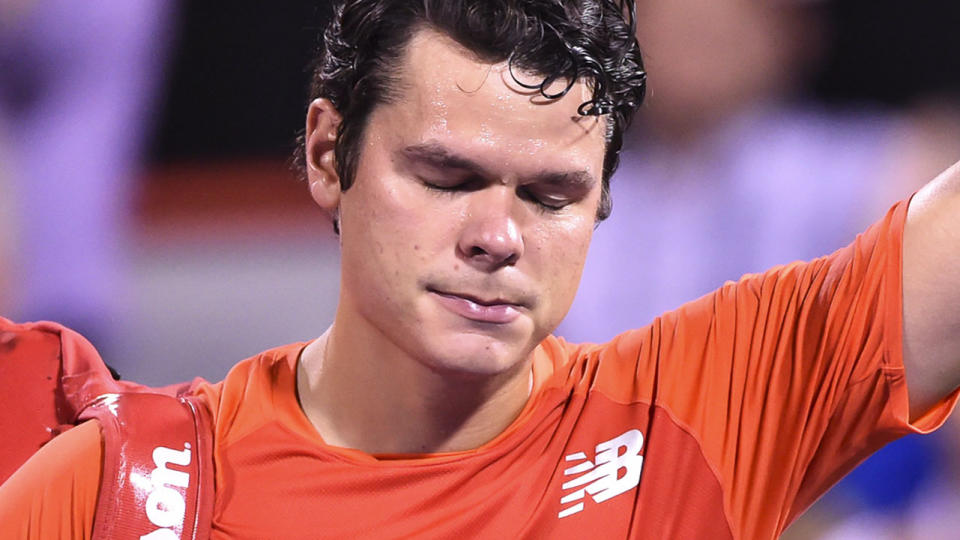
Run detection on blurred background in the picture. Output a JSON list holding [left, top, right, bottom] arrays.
[[1, 0, 958, 537]]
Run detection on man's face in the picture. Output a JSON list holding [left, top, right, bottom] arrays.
[[333, 29, 606, 376]]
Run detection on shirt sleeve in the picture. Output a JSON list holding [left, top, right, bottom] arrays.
[[0, 419, 102, 540], [632, 198, 959, 538]]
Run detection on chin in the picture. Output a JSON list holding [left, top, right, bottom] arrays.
[[419, 333, 530, 379]]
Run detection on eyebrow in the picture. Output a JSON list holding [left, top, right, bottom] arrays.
[[399, 142, 597, 188]]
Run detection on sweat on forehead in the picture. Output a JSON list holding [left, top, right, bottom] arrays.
[[400, 29, 595, 103], [385, 30, 602, 144]]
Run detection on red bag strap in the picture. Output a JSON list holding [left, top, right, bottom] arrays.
[[0, 317, 214, 539], [82, 393, 215, 540]]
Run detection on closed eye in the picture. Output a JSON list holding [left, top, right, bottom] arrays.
[[421, 174, 485, 193], [517, 186, 574, 211]]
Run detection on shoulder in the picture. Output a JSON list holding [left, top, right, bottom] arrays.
[[0, 420, 102, 540], [543, 328, 662, 403], [192, 341, 310, 443], [194, 342, 309, 407]]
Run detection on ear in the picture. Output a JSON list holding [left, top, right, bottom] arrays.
[[305, 98, 343, 213]]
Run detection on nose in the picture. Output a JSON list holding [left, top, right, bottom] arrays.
[[457, 188, 524, 270]]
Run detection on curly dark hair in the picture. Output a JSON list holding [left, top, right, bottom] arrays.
[[293, 0, 646, 223]]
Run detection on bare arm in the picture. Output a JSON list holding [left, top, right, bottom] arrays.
[[902, 160, 960, 420]]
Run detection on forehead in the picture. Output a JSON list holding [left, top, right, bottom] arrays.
[[368, 28, 606, 176]]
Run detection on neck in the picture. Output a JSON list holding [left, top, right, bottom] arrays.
[[297, 322, 533, 455]]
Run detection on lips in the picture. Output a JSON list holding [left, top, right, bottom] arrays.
[[428, 288, 524, 324]]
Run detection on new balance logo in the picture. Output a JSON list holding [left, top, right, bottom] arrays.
[[558, 429, 644, 518]]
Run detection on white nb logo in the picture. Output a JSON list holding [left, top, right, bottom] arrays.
[[558, 429, 644, 518]]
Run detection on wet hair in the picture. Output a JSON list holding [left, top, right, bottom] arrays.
[[293, 0, 646, 225]]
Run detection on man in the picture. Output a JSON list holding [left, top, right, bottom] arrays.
[[1, 0, 958, 538]]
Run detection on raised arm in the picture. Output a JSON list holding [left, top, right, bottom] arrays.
[[902, 160, 960, 419]]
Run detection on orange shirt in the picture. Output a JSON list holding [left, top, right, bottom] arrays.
[[0, 420, 100, 540], [1, 199, 957, 539]]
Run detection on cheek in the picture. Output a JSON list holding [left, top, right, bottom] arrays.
[[556, 236, 592, 294], [531, 219, 594, 293], [345, 181, 455, 274]]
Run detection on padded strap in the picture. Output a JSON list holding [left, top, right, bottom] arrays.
[[0, 317, 214, 537], [82, 393, 214, 540]]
